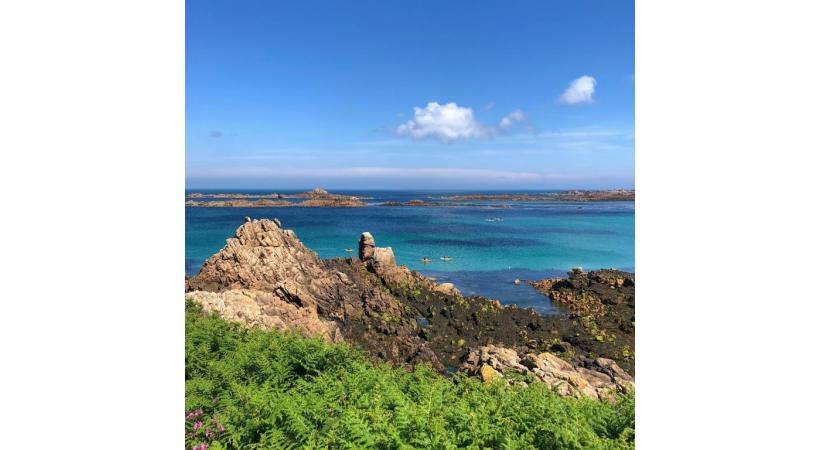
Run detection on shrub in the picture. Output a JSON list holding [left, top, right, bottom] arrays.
[[186, 300, 635, 449]]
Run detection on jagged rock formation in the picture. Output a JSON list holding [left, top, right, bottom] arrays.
[[187, 218, 441, 369], [186, 218, 635, 398], [187, 218, 326, 295], [462, 345, 633, 401]]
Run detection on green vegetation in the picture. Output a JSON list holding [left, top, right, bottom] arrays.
[[186, 300, 635, 449]]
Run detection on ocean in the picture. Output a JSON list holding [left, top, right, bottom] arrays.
[[186, 190, 634, 314]]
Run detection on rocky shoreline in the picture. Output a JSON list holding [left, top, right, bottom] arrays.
[[185, 217, 635, 400], [185, 188, 635, 207]]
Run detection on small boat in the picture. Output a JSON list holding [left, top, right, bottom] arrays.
[[440, 256, 452, 261], [421, 257, 432, 263], [344, 248, 354, 253]]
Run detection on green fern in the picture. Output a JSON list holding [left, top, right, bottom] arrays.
[[185, 300, 634, 450]]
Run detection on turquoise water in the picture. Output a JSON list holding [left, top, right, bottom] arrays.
[[186, 190, 634, 313]]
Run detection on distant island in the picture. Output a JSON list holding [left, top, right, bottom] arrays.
[[440, 189, 635, 202], [185, 187, 368, 208], [185, 188, 635, 208]]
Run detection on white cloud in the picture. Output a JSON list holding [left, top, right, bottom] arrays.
[[395, 102, 489, 142], [395, 102, 526, 142], [558, 75, 596, 105], [499, 109, 525, 129]]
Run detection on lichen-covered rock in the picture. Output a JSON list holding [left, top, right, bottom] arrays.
[[529, 268, 635, 374], [462, 345, 634, 400], [479, 364, 499, 382]]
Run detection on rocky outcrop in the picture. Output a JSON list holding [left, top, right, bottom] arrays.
[[187, 218, 442, 370], [186, 218, 636, 397], [462, 345, 634, 400], [530, 268, 635, 373], [298, 197, 366, 207], [358, 232, 404, 280], [358, 232, 460, 296], [529, 277, 563, 293], [186, 289, 343, 343], [187, 218, 327, 297]]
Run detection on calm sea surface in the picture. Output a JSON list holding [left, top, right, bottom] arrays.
[[186, 190, 634, 314]]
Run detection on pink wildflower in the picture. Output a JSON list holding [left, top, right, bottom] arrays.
[[193, 421, 203, 430]]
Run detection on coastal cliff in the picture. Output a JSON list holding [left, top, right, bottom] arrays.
[[186, 218, 634, 399]]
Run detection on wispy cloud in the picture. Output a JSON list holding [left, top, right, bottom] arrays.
[[187, 166, 546, 182], [535, 127, 631, 139], [185, 165, 634, 189], [499, 109, 525, 129], [355, 124, 632, 156], [209, 130, 223, 138], [558, 75, 596, 105]]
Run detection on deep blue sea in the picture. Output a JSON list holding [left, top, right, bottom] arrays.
[[186, 190, 634, 314]]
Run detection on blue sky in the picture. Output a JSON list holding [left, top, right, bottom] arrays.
[[186, 0, 634, 189]]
